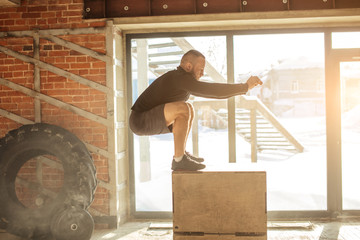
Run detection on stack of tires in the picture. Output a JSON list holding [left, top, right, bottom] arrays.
[[0, 123, 97, 240]]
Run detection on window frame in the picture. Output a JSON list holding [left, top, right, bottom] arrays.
[[126, 28, 360, 220]]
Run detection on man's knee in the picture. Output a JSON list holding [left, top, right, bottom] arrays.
[[175, 102, 191, 119], [164, 101, 191, 124]]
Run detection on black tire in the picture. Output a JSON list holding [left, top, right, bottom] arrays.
[[0, 123, 97, 239]]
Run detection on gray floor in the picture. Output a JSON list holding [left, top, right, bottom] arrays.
[[1, 219, 360, 240]]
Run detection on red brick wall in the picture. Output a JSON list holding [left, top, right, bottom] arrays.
[[0, 0, 105, 31], [0, 0, 111, 227]]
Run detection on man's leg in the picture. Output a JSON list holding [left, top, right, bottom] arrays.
[[164, 101, 192, 158], [183, 103, 204, 162], [164, 101, 205, 171], [184, 102, 194, 144]]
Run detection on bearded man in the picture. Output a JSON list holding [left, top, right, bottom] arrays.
[[129, 50, 262, 171]]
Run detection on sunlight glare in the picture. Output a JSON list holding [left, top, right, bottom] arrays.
[[332, 32, 360, 49], [101, 232, 117, 239]]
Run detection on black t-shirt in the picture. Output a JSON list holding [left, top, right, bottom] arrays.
[[131, 66, 248, 112]]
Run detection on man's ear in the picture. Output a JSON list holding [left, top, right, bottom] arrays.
[[184, 62, 193, 72]]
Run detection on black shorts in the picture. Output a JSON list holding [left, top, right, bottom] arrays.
[[129, 104, 172, 136]]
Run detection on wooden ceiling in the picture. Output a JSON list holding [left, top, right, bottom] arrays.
[[84, 0, 360, 19]]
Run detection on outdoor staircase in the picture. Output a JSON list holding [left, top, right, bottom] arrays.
[[223, 109, 298, 151], [218, 100, 304, 153], [147, 41, 182, 76], [132, 38, 304, 162], [237, 112, 297, 152]]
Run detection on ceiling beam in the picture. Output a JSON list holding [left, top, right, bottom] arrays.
[[113, 8, 360, 33]]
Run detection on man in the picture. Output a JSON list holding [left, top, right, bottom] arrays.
[[130, 50, 262, 171]]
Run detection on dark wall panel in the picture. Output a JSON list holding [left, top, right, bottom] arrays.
[[83, 0, 105, 19], [83, 0, 360, 19], [196, 0, 241, 14], [335, 0, 360, 8], [151, 0, 196, 15], [242, 0, 288, 12], [107, 0, 150, 17], [290, 0, 333, 10]]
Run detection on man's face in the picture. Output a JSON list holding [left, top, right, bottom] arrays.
[[191, 57, 205, 80]]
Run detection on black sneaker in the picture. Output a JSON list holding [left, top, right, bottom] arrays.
[[171, 154, 206, 171], [185, 151, 204, 162]]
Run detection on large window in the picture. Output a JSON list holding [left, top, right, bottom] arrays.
[[341, 61, 360, 210], [127, 30, 360, 217], [234, 33, 326, 210], [130, 36, 227, 212], [332, 32, 360, 49]]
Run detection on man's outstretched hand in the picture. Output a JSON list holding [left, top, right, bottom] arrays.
[[246, 76, 263, 90]]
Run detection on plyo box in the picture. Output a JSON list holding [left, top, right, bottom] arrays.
[[172, 171, 267, 240]]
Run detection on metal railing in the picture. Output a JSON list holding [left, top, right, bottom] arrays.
[[192, 96, 304, 162]]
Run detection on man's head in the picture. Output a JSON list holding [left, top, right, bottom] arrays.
[[180, 50, 205, 80]]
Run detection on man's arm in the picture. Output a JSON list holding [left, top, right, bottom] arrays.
[[181, 76, 263, 99]]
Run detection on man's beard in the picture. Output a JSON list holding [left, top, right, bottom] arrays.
[[190, 69, 199, 80]]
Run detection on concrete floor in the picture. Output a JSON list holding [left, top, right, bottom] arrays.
[[1, 219, 360, 240], [91, 220, 360, 240]]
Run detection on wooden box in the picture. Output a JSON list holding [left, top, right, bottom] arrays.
[[196, 0, 240, 14], [151, 0, 196, 15], [241, 0, 288, 12], [290, 0, 333, 10], [335, 0, 360, 8], [106, 0, 150, 18], [172, 171, 267, 239]]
